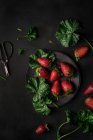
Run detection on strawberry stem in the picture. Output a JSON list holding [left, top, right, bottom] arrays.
[[52, 103, 59, 109], [83, 37, 93, 50], [57, 121, 81, 140], [75, 57, 79, 62], [45, 124, 49, 131]]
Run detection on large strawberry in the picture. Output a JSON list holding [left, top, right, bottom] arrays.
[[85, 97, 93, 109], [60, 62, 74, 77], [83, 83, 93, 95], [36, 67, 50, 80], [51, 80, 61, 95], [37, 57, 51, 68], [74, 46, 89, 61], [61, 80, 74, 94], [50, 69, 60, 81], [35, 124, 49, 135]]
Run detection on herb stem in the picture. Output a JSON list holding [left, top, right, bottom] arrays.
[[0, 75, 6, 80], [57, 121, 69, 140], [83, 37, 93, 50], [57, 121, 80, 140], [52, 103, 59, 109]]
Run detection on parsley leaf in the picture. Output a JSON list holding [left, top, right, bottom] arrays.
[[25, 27, 38, 41], [57, 109, 93, 140], [26, 77, 52, 115], [56, 19, 80, 47], [18, 48, 25, 55]]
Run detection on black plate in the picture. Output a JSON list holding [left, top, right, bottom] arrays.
[[26, 51, 81, 107]]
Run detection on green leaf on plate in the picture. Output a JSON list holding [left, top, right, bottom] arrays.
[[26, 77, 52, 115]]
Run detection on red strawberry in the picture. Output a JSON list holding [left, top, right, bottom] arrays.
[[50, 69, 60, 81], [36, 67, 50, 80], [35, 124, 49, 135], [85, 97, 93, 109], [51, 80, 61, 95], [61, 80, 74, 94], [74, 46, 89, 61], [83, 84, 93, 95], [60, 62, 74, 77], [37, 57, 51, 68]]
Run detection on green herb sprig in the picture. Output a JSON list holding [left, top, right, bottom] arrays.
[[26, 77, 52, 115], [17, 26, 38, 41], [56, 19, 80, 47], [57, 109, 93, 140], [25, 27, 38, 41], [17, 48, 25, 55]]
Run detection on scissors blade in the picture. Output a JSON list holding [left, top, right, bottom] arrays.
[[0, 44, 4, 61], [3, 62, 9, 77]]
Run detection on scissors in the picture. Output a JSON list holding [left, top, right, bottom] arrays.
[[0, 41, 13, 77]]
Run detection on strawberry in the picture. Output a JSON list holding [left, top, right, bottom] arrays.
[[60, 62, 74, 77], [51, 80, 61, 95], [85, 97, 93, 109], [74, 46, 89, 61], [35, 124, 49, 135], [36, 67, 50, 80], [50, 69, 60, 81], [61, 80, 74, 94], [37, 57, 51, 68], [83, 84, 93, 95]]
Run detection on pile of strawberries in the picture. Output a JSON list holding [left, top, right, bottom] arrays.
[[36, 57, 75, 97]]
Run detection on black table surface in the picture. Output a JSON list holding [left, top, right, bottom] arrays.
[[0, 0, 93, 140]]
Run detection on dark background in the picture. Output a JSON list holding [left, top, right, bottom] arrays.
[[0, 0, 93, 140]]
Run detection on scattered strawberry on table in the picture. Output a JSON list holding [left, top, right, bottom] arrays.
[[35, 124, 49, 135], [83, 83, 93, 95], [74, 45, 89, 61], [85, 97, 93, 109]]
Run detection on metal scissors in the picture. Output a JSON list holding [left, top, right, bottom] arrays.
[[0, 41, 13, 77]]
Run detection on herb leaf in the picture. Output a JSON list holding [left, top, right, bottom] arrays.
[[18, 48, 25, 55], [25, 27, 38, 41], [57, 109, 93, 140], [29, 49, 56, 70], [56, 19, 80, 47], [26, 77, 52, 115]]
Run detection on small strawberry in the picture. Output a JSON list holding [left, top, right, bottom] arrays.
[[83, 84, 93, 95], [36, 67, 50, 80], [61, 80, 74, 94], [60, 62, 74, 77], [50, 69, 60, 81], [37, 57, 51, 68], [35, 124, 49, 135], [74, 46, 89, 61], [51, 80, 61, 95], [85, 97, 93, 109]]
